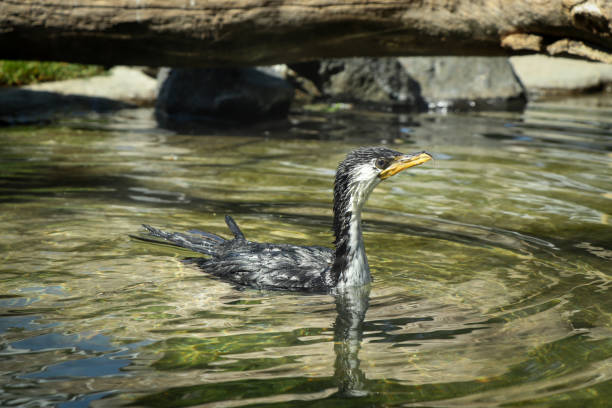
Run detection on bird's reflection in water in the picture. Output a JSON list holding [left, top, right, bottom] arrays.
[[333, 285, 371, 397]]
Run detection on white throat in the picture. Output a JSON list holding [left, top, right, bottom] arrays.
[[336, 213, 370, 290], [336, 166, 381, 290]]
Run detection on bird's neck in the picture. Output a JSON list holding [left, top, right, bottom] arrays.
[[335, 211, 371, 288], [331, 177, 378, 289]]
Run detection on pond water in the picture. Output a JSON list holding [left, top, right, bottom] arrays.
[[1, 97, 611, 407]]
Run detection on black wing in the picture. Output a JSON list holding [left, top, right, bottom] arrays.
[[199, 241, 334, 291]]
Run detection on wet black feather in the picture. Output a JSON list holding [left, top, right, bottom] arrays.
[[140, 146, 407, 292]]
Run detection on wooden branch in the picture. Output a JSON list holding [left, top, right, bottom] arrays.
[[2, 0, 612, 66]]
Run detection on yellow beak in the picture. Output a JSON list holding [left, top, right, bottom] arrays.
[[378, 152, 432, 180]]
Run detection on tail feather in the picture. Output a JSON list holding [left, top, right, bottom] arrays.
[[225, 215, 246, 241], [136, 216, 247, 256], [141, 224, 224, 256]]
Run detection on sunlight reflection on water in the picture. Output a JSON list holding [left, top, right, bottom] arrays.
[[0, 100, 611, 407]]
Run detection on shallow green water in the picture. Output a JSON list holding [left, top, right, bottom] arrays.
[[1, 98, 611, 407]]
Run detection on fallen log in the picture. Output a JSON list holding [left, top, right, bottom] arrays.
[[2, 0, 612, 66]]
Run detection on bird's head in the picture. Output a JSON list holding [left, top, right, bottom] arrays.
[[334, 147, 432, 213]]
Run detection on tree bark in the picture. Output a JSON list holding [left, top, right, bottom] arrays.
[[2, 0, 612, 67]]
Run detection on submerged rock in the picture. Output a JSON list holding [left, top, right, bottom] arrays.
[[155, 67, 294, 128]]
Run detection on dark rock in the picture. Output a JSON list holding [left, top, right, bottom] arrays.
[[290, 57, 526, 111], [399, 57, 526, 110], [0, 88, 133, 126], [155, 67, 294, 128], [290, 58, 426, 110]]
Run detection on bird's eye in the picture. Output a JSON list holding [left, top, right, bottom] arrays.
[[375, 158, 388, 169]]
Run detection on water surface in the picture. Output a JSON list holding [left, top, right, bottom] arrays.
[[1, 98, 611, 407]]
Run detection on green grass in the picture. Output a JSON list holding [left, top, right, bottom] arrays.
[[0, 60, 105, 86]]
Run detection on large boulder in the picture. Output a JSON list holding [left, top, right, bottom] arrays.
[[290, 57, 526, 111], [510, 55, 612, 96], [290, 58, 426, 110], [399, 57, 526, 110], [155, 67, 294, 128]]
